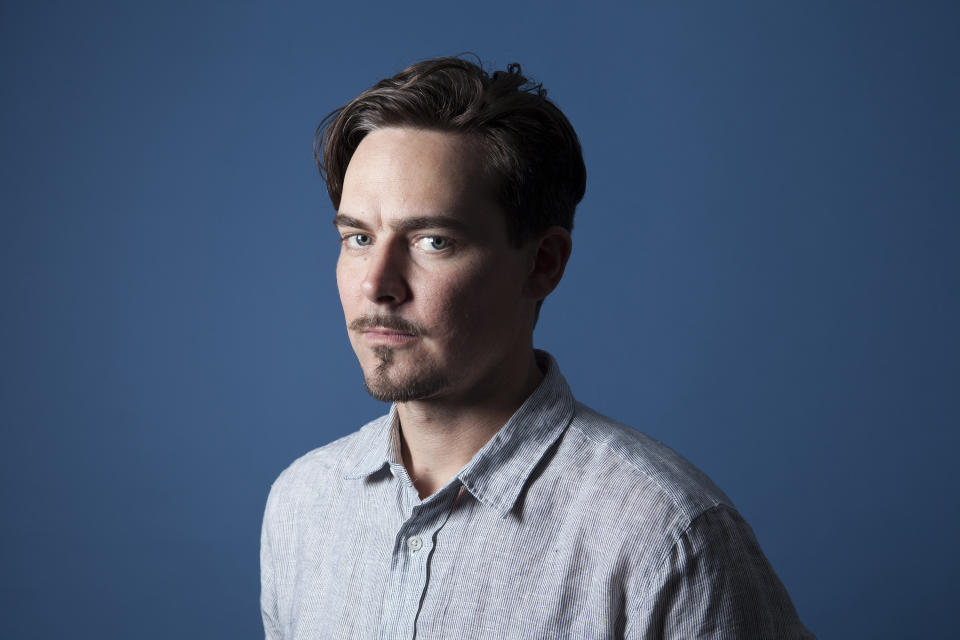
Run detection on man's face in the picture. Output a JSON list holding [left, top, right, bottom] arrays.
[[335, 127, 536, 404]]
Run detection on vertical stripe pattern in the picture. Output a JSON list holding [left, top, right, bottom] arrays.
[[261, 352, 812, 639]]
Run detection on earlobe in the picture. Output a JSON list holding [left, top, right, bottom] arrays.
[[523, 226, 572, 301]]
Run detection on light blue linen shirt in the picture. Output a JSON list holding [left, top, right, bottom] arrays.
[[261, 352, 812, 638]]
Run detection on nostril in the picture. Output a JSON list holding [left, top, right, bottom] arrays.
[[362, 273, 408, 305]]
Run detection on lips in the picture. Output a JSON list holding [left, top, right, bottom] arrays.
[[359, 327, 418, 346]]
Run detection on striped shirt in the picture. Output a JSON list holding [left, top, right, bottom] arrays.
[[260, 352, 812, 638]]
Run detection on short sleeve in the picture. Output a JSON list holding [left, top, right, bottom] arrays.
[[627, 504, 814, 639]]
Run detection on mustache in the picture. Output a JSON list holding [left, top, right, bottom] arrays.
[[349, 315, 424, 336]]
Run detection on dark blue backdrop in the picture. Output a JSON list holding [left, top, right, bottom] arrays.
[[3, 1, 958, 637]]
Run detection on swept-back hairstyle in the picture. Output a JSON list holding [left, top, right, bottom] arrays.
[[315, 56, 586, 247]]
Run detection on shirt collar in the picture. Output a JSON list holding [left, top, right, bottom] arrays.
[[342, 403, 402, 480], [343, 350, 577, 517]]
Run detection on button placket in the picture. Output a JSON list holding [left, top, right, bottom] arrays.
[[380, 484, 463, 639]]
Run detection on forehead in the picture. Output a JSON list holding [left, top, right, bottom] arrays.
[[339, 127, 497, 221]]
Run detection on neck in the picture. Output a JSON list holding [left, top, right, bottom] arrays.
[[396, 351, 543, 499]]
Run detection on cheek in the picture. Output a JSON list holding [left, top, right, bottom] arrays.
[[336, 258, 360, 310], [412, 269, 475, 335], [419, 280, 469, 325], [425, 269, 522, 336]]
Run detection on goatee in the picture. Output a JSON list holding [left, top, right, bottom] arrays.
[[362, 345, 450, 403]]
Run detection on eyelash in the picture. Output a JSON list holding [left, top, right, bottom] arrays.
[[339, 233, 373, 248], [416, 236, 451, 252], [338, 233, 453, 253]]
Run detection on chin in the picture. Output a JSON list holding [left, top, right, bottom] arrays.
[[360, 350, 451, 403], [362, 373, 450, 403]]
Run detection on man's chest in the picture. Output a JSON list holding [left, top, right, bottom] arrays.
[[278, 480, 632, 640]]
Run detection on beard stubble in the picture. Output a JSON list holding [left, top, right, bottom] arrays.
[[354, 315, 450, 403]]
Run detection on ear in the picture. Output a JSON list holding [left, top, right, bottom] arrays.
[[523, 226, 572, 301]]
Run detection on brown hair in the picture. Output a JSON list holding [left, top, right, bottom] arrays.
[[315, 56, 586, 247]]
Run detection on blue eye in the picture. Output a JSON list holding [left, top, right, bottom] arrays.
[[418, 236, 449, 252], [347, 234, 372, 247]]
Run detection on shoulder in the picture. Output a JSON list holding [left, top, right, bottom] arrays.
[[264, 414, 386, 514], [553, 405, 815, 635], [560, 401, 733, 527]]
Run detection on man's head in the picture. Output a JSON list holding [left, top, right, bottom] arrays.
[[317, 57, 585, 404], [316, 56, 586, 248]]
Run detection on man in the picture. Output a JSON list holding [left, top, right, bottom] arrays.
[[261, 57, 812, 639]]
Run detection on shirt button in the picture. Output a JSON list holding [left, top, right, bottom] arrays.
[[407, 535, 423, 552]]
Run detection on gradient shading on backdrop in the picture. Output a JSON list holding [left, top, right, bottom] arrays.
[[2, 1, 958, 637]]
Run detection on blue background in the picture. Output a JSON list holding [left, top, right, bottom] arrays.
[[2, 1, 958, 637]]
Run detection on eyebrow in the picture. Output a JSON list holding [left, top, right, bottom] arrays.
[[333, 214, 470, 235], [332, 214, 369, 230]]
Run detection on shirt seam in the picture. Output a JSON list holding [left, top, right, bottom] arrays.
[[623, 503, 734, 637], [567, 419, 725, 518]]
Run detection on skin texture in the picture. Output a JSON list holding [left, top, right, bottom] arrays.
[[335, 127, 571, 496]]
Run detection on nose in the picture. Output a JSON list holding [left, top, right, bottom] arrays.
[[361, 241, 409, 306]]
